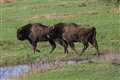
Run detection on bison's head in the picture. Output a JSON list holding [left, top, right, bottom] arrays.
[[17, 23, 32, 41]]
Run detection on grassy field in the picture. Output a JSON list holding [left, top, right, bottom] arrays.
[[0, 0, 120, 80], [17, 63, 120, 80]]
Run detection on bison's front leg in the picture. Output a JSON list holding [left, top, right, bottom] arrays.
[[28, 39, 37, 54], [80, 42, 89, 55], [90, 39, 100, 56], [49, 39, 56, 53], [32, 41, 37, 54]]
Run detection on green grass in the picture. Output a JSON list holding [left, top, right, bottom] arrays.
[[0, 0, 120, 79], [0, 0, 120, 65], [18, 62, 120, 80]]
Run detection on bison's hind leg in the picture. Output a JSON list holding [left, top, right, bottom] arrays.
[[80, 41, 89, 55], [57, 39, 69, 54], [89, 39, 100, 56], [69, 42, 79, 55], [49, 39, 56, 53]]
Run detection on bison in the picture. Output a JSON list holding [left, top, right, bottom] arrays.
[[49, 23, 100, 56], [17, 23, 56, 53]]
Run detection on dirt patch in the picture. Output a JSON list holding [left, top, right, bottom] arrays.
[[98, 50, 120, 64], [30, 12, 99, 20], [1, 12, 99, 24], [0, 0, 14, 3], [112, 8, 120, 13]]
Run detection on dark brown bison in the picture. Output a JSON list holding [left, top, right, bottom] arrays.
[[49, 23, 100, 56], [17, 23, 56, 53]]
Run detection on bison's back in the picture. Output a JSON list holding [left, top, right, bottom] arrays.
[[29, 23, 49, 41], [63, 23, 95, 42], [62, 23, 80, 42]]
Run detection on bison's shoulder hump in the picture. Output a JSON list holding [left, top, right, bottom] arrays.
[[22, 23, 32, 29]]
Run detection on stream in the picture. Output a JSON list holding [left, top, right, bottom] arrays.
[[0, 64, 30, 80]]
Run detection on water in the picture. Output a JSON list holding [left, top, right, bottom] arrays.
[[0, 65, 30, 80]]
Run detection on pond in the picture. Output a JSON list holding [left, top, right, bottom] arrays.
[[0, 64, 30, 80]]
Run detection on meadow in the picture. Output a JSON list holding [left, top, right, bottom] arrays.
[[0, 0, 120, 80]]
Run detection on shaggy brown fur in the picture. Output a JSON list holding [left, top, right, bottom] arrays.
[[17, 23, 56, 53], [50, 23, 100, 55]]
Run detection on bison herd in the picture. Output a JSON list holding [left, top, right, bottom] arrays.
[[17, 22, 100, 56]]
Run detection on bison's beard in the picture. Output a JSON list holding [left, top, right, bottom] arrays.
[[17, 34, 26, 41]]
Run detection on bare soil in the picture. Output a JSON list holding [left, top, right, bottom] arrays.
[[112, 8, 120, 13], [30, 12, 99, 20], [0, 0, 14, 3]]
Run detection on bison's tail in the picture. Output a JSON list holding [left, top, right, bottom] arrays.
[[92, 27, 96, 37], [88, 27, 96, 42], [92, 27, 96, 31]]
